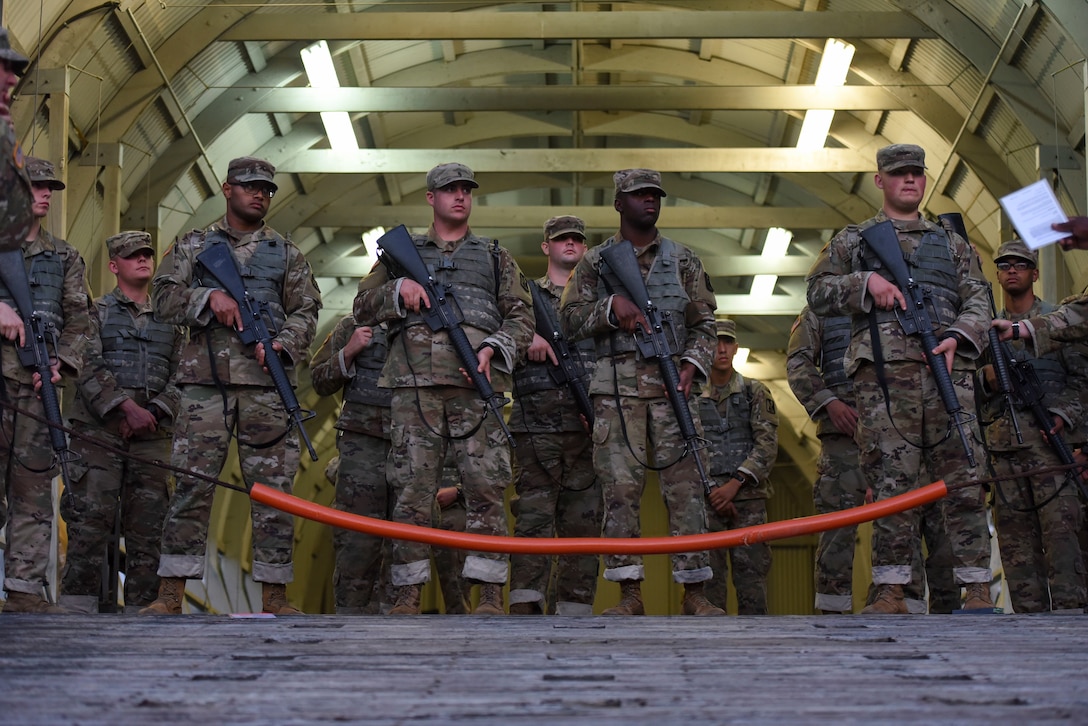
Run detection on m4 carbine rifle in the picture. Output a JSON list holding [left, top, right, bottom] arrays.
[[0, 248, 79, 472], [528, 280, 594, 426], [375, 224, 515, 447], [861, 219, 978, 467], [598, 240, 713, 493], [195, 242, 318, 461]]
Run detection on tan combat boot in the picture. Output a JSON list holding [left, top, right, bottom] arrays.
[[2, 591, 72, 614], [138, 577, 186, 615], [262, 583, 304, 615], [389, 585, 422, 615], [962, 583, 994, 610], [859, 584, 908, 614], [681, 584, 726, 616], [474, 584, 505, 615], [602, 580, 645, 616]]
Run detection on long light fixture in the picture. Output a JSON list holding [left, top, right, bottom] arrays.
[[750, 226, 793, 298], [300, 40, 360, 151], [796, 38, 856, 151]]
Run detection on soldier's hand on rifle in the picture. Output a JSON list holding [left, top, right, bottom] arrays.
[[1047, 415, 1065, 438], [208, 290, 244, 331], [436, 486, 459, 509], [709, 477, 742, 516], [255, 339, 283, 370], [610, 295, 649, 334], [992, 318, 1031, 343], [527, 333, 559, 366], [979, 363, 997, 393], [677, 360, 697, 399], [0, 302, 25, 346], [398, 279, 431, 313], [343, 325, 374, 360], [826, 399, 859, 437], [931, 336, 957, 374], [866, 275, 907, 311], [1074, 449, 1088, 482], [31, 359, 61, 392], [118, 398, 158, 439], [461, 343, 497, 385]]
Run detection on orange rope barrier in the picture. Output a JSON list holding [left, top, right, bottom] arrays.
[[250, 480, 949, 555]]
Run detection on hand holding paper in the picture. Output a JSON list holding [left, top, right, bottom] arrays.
[[999, 179, 1069, 250]]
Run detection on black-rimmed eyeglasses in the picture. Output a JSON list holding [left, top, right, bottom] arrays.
[[229, 182, 275, 198], [996, 261, 1033, 272]]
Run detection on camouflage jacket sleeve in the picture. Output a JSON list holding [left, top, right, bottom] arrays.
[[310, 315, 355, 397], [353, 260, 402, 326], [941, 230, 991, 359], [275, 242, 322, 366], [785, 307, 837, 418], [480, 245, 535, 374], [56, 239, 92, 378], [151, 230, 214, 329], [677, 244, 718, 380], [805, 227, 873, 318], [738, 378, 779, 484], [1027, 295, 1088, 356], [148, 325, 184, 422], [1052, 340, 1088, 432], [559, 245, 613, 343]]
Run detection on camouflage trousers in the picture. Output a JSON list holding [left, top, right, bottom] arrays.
[[812, 431, 867, 612], [60, 422, 172, 608], [706, 498, 771, 614], [158, 385, 299, 584], [387, 387, 510, 586], [990, 443, 1086, 612], [865, 500, 960, 613], [433, 495, 470, 614], [331, 429, 391, 613], [509, 431, 601, 615], [593, 394, 711, 583], [854, 363, 991, 585], [1, 383, 62, 596]]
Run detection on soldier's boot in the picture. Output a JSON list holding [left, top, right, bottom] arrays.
[[262, 583, 304, 615], [58, 594, 99, 614], [137, 578, 185, 616], [474, 584, 505, 615], [508, 601, 541, 615], [389, 585, 422, 615], [859, 584, 908, 614], [602, 580, 645, 616], [681, 584, 727, 616], [2, 591, 73, 614], [962, 583, 995, 610]]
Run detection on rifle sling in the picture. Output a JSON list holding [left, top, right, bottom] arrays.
[[203, 329, 287, 451]]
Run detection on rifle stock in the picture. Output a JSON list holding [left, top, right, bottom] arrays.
[[195, 243, 318, 461], [528, 281, 594, 426], [0, 249, 78, 468], [598, 241, 713, 492], [376, 225, 516, 447], [860, 220, 978, 467]]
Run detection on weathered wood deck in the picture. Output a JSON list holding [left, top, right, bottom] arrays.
[[1, 614, 1085, 723]]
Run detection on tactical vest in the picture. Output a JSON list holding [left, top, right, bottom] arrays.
[[98, 293, 176, 397], [1009, 301, 1067, 406], [595, 237, 689, 358], [0, 247, 65, 334], [858, 227, 960, 335], [700, 377, 754, 477], [818, 314, 853, 394], [343, 324, 393, 408], [513, 284, 594, 395], [402, 235, 503, 334], [195, 232, 288, 332]]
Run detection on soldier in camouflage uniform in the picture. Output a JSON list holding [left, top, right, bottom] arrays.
[[560, 169, 723, 617], [806, 144, 994, 614], [59, 232, 182, 613], [787, 305, 866, 614], [508, 215, 600, 616], [141, 157, 321, 616], [979, 240, 1087, 613], [354, 163, 534, 616], [0, 29, 32, 255], [698, 320, 778, 615], [0, 157, 92, 613], [310, 315, 392, 615]]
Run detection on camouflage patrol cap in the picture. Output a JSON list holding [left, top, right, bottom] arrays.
[[0, 28, 29, 76], [106, 231, 154, 259], [613, 168, 667, 197], [426, 162, 478, 191], [227, 157, 278, 192], [995, 238, 1038, 267], [876, 144, 927, 173], [715, 319, 737, 340], [543, 215, 586, 241], [25, 157, 65, 190]]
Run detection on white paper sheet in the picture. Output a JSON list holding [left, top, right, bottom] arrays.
[[998, 179, 1070, 250]]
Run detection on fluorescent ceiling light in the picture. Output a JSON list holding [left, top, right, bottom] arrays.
[[749, 227, 793, 298], [796, 38, 855, 151], [301, 40, 359, 151], [733, 348, 751, 369]]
